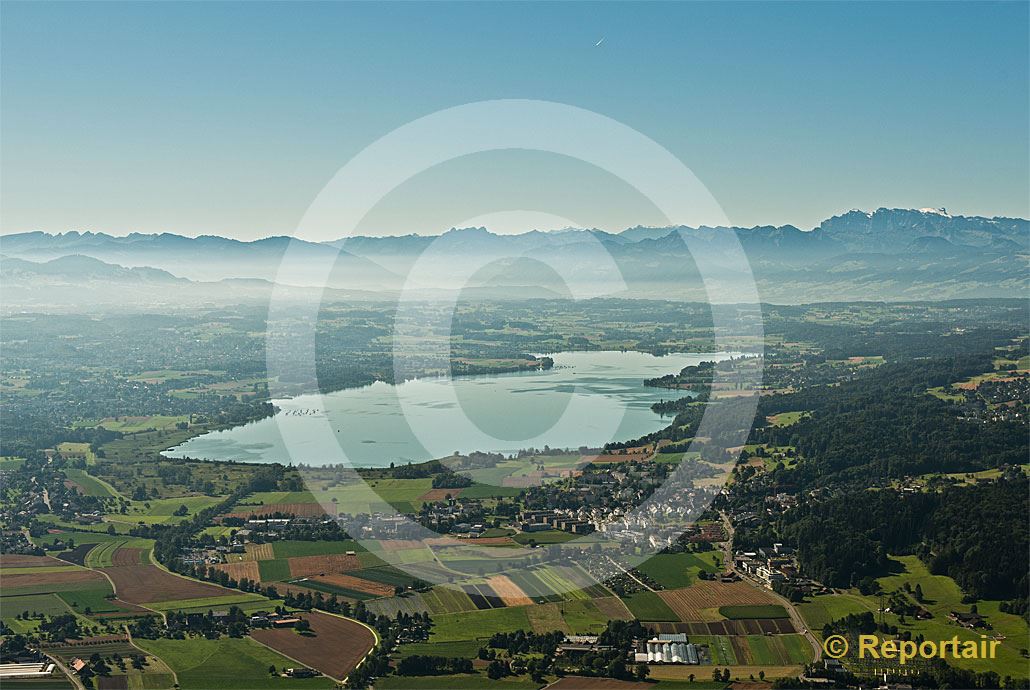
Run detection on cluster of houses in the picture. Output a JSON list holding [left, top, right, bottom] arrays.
[[947, 610, 988, 629], [171, 609, 304, 629], [249, 611, 304, 628], [519, 510, 595, 535], [181, 545, 243, 566], [733, 543, 828, 593], [556, 635, 615, 657], [596, 488, 723, 551]]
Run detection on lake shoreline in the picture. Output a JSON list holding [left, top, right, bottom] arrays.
[[163, 350, 736, 469]]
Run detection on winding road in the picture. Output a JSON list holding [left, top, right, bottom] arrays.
[[718, 510, 821, 663]]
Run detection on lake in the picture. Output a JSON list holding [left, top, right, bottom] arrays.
[[163, 350, 731, 468]]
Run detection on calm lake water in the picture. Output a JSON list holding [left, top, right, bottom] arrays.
[[163, 350, 732, 468]]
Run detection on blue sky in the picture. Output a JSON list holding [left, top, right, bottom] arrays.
[[2, 1, 1027, 238]]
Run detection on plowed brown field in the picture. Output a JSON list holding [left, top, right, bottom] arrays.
[[250, 611, 374, 680], [3, 570, 105, 588], [286, 554, 361, 578], [101, 565, 232, 604], [213, 561, 261, 582], [417, 489, 463, 502], [0, 554, 65, 568], [309, 573, 393, 596], [593, 596, 634, 621], [379, 540, 425, 551], [657, 581, 779, 621], [111, 548, 145, 566]]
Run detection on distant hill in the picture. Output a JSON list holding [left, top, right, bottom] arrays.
[[1, 208, 1026, 306]]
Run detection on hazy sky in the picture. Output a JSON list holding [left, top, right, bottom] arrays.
[[2, 1, 1027, 239]]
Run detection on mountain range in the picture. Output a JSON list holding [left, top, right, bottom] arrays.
[[1, 208, 1026, 309]]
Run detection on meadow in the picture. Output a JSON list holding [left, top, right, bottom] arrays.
[[137, 637, 335, 689], [429, 607, 532, 642], [797, 555, 1030, 678], [635, 552, 720, 589], [621, 592, 679, 622]]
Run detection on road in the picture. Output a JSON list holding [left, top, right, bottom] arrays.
[[124, 623, 178, 688], [42, 651, 87, 690], [718, 510, 822, 663]]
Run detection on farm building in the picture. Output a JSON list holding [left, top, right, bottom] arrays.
[[0, 662, 55, 679], [272, 616, 302, 628], [556, 635, 614, 657], [948, 611, 987, 629]]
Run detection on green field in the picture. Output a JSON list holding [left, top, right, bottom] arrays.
[[366, 593, 432, 618], [797, 555, 1030, 678], [63, 468, 120, 498], [515, 565, 600, 601], [690, 635, 737, 665], [48, 640, 176, 689], [622, 592, 679, 621], [1, 593, 74, 620], [106, 496, 225, 527], [58, 586, 133, 615], [796, 592, 877, 633], [430, 607, 533, 642], [460, 453, 584, 487], [718, 604, 788, 619], [766, 411, 809, 427], [85, 539, 150, 567], [353, 566, 422, 588], [457, 483, 522, 499], [257, 559, 293, 582], [2, 578, 113, 598], [637, 552, 719, 589], [652, 451, 702, 464], [393, 640, 484, 659], [137, 636, 335, 689], [511, 530, 577, 545], [147, 593, 268, 612], [0, 456, 26, 470], [744, 635, 812, 665], [422, 586, 477, 614], [558, 598, 611, 634]]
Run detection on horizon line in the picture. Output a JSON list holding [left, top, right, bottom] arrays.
[[1, 206, 1027, 243]]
